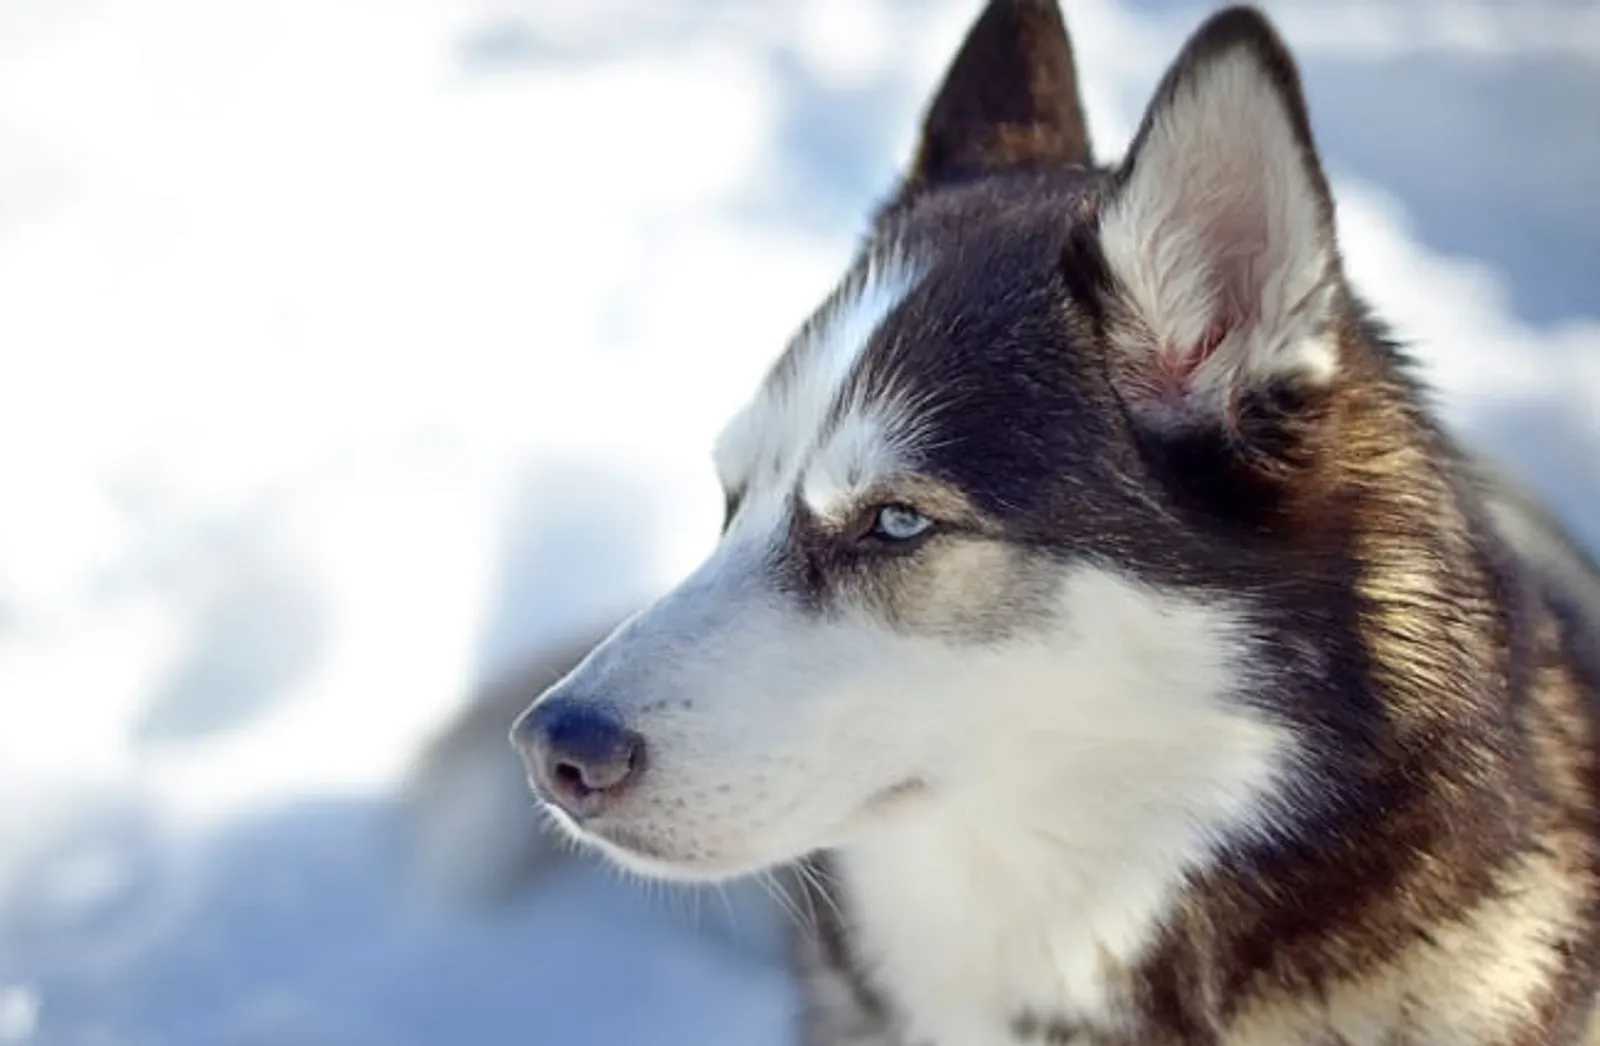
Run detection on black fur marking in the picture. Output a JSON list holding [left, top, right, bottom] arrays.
[[1058, 214, 1111, 332]]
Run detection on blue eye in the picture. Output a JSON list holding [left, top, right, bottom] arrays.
[[872, 504, 933, 541]]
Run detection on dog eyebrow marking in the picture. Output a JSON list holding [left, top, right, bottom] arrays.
[[801, 408, 909, 525], [714, 246, 927, 533]]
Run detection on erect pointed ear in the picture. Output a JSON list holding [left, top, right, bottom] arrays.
[[900, 0, 1093, 194], [1098, 7, 1342, 433]]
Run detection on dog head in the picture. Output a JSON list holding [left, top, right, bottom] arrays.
[[513, 2, 1355, 882]]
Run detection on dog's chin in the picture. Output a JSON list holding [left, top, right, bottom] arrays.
[[541, 806, 793, 884], [588, 834, 766, 884], [540, 777, 934, 884]]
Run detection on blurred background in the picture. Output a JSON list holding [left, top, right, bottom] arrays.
[[1, 0, 1597, 1043]]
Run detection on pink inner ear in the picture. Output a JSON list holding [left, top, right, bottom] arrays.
[[1145, 318, 1231, 408], [1190, 318, 1230, 371]]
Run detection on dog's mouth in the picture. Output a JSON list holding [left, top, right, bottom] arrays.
[[537, 775, 935, 882], [550, 812, 773, 883], [536, 803, 678, 873], [571, 819, 677, 864]]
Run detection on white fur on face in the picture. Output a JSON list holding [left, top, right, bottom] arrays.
[[551, 551, 1294, 1029], [1100, 42, 1337, 422]]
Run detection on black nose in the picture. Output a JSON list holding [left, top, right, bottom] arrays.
[[512, 697, 646, 820]]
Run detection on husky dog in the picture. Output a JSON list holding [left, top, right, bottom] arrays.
[[510, 3, 1600, 1043]]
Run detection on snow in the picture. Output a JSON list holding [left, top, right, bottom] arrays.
[[0, 1, 1596, 1043]]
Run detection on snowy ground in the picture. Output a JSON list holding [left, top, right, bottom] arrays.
[[0, 1, 1597, 1043]]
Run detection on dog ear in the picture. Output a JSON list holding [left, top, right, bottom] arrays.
[[899, 0, 1093, 195], [1098, 7, 1342, 433]]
